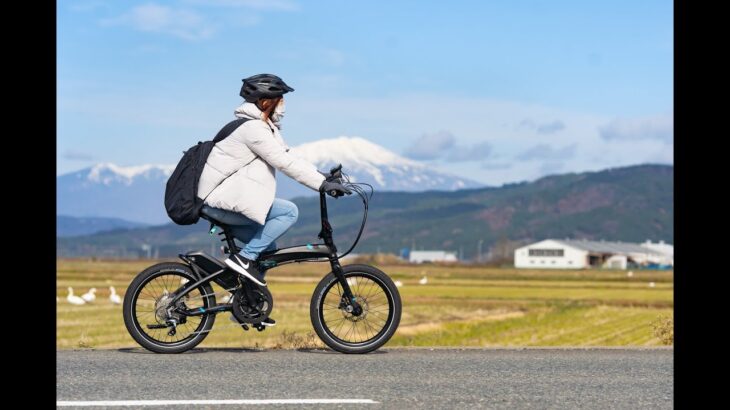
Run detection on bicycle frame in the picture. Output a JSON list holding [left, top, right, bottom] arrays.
[[166, 189, 362, 319]]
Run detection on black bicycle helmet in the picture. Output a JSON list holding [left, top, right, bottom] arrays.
[[239, 73, 294, 102]]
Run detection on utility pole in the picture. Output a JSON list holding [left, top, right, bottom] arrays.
[[477, 239, 484, 263]]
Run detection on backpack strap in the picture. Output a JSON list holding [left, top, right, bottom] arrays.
[[212, 118, 250, 144]]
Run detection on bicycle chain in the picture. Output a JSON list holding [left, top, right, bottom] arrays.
[[169, 284, 265, 335]]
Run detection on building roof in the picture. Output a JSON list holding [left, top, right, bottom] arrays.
[[553, 239, 664, 255]]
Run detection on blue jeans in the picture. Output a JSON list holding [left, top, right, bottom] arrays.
[[202, 199, 299, 261]]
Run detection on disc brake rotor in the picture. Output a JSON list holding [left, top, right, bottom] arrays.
[[342, 295, 368, 322]]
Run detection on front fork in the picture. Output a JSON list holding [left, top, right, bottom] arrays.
[[330, 255, 364, 316]]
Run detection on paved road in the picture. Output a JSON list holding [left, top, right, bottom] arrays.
[[57, 348, 672, 409]]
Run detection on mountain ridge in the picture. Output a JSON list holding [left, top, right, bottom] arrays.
[[57, 163, 673, 260], [57, 137, 485, 224]]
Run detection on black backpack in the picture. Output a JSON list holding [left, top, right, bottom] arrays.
[[164, 118, 250, 225]]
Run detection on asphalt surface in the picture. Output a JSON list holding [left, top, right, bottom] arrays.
[[57, 347, 673, 409]]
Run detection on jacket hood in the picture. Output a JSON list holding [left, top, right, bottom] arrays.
[[234, 102, 279, 129]]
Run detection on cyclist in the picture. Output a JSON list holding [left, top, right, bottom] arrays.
[[197, 74, 350, 326]]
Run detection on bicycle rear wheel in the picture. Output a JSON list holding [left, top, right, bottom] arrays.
[[122, 262, 216, 353]]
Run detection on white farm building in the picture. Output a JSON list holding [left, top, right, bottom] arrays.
[[409, 250, 458, 263], [514, 239, 672, 270]]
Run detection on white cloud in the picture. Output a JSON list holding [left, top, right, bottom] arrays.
[[101, 3, 216, 41], [539, 161, 565, 174], [481, 162, 512, 170], [518, 119, 566, 134], [59, 89, 673, 186], [517, 144, 577, 161], [184, 0, 299, 11], [402, 132, 492, 162], [403, 131, 455, 160], [537, 120, 566, 134], [285, 93, 672, 185], [599, 113, 673, 143], [446, 141, 493, 162]]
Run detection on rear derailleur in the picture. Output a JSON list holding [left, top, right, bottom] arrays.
[[147, 292, 188, 336]]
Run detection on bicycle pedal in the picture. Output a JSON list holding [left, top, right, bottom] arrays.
[[255, 324, 265, 331], [242, 324, 249, 331]]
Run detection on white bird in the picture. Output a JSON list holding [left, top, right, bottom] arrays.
[[394, 280, 403, 288], [648, 282, 656, 288], [66, 287, 86, 305], [81, 288, 97, 303], [180, 278, 189, 285], [418, 276, 428, 285], [109, 286, 122, 305], [627, 271, 634, 277]]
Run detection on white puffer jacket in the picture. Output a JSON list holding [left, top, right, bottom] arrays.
[[197, 102, 326, 225]]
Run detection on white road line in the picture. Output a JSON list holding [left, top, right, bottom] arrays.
[[57, 399, 379, 406]]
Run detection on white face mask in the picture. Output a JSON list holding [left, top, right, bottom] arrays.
[[271, 99, 286, 123]]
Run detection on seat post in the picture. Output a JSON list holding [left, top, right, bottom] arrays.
[[200, 209, 241, 256]]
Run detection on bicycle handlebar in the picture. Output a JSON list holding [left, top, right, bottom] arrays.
[[315, 164, 373, 261], [324, 163, 346, 197]]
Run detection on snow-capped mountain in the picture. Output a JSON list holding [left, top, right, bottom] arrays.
[[86, 163, 175, 186], [57, 137, 485, 225], [57, 163, 175, 224], [278, 137, 484, 199]]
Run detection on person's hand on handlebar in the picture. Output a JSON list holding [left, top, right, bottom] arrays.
[[318, 170, 342, 183], [319, 180, 352, 198]]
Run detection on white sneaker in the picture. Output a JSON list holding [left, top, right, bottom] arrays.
[[225, 254, 267, 287]]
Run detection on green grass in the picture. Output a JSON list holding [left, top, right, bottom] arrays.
[[56, 259, 673, 349]]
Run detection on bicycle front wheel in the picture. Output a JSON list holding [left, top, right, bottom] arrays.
[[310, 264, 402, 354]]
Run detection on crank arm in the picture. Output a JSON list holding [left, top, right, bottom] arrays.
[[189, 321, 251, 335]]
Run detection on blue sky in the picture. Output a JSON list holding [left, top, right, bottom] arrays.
[[58, 0, 673, 185]]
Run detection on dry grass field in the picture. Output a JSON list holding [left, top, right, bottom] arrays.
[[57, 258, 673, 349]]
